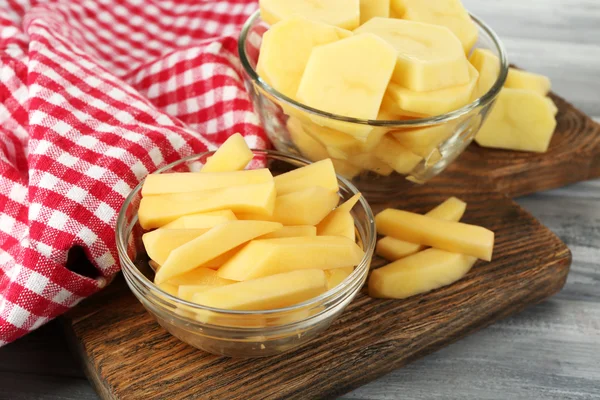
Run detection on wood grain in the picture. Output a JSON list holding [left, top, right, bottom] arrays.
[[63, 173, 571, 400], [448, 92, 600, 198]]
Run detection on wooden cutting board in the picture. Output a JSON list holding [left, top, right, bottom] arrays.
[[62, 91, 598, 399]]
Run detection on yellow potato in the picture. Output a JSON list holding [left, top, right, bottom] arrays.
[[504, 68, 551, 96], [193, 269, 328, 310], [217, 236, 365, 281], [475, 88, 557, 153], [399, 0, 478, 53], [201, 133, 253, 172], [256, 17, 352, 99], [271, 186, 340, 226], [302, 122, 363, 159], [469, 48, 501, 99], [154, 220, 282, 283], [346, 152, 394, 176], [325, 267, 354, 290], [141, 169, 273, 196], [375, 208, 494, 261], [138, 182, 276, 229], [359, 0, 390, 24], [261, 225, 317, 239], [380, 94, 430, 119], [354, 17, 469, 92], [260, 0, 361, 30], [162, 210, 237, 229], [142, 228, 209, 266], [157, 282, 179, 297], [373, 135, 423, 174], [274, 158, 338, 195], [385, 63, 478, 116], [391, 123, 454, 158], [331, 158, 363, 179], [166, 267, 236, 286], [296, 33, 397, 140], [545, 97, 558, 116], [369, 248, 477, 299], [375, 196, 467, 260], [286, 117, 329, 162]]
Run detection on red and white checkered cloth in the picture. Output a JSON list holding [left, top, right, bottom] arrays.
[[0, 0, 266, 346]]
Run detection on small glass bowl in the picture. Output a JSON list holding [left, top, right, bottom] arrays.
[[116, 150, 376, 358], [238, 11, 508, 197]]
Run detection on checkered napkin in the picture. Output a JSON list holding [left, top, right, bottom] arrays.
[[0, 0, 266, 346]]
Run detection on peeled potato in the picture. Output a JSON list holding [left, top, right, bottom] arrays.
[[359, 0, 390, 24], [260, 0, 361, 30], [504, 68, 551, 96], [469, 48, 501, 100]]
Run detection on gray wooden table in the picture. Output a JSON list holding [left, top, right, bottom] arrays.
[[1, 1, 599, 399]]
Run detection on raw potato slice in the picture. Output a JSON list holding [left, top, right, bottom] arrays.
[[380, 94, 430, 119], [166, 267, 235, 286], [360, 0, 390, 24], [331, 159, 363, 179], [262, 225, 317, 239], [376, 208, 494, 261], [325, 267, 354, 290], [286, 117, 329, 162], [296, 33, 397, 139], [504, 68, 551, 96], [256, 17, 352, 98], [469, 48, 501, 99], [545, 97, 558, 116], [162, 210, 237, 229], [346, 152, 394, 176], [154, 220, 282, 283], [385, 63, 478, 116], [375, 196, 467, 260], [302, 122, 363, 159], [274, 159, 338, 195], [138, 182, 276, 229], [143, 228, 209, 266], [475, 88, 557, 153], [317, 193, 361, 240], [201, 133, 253, 172], [400, 0, 478, 54], [271, 186, 340, 226], [389, 0, 406, 17], [354, 18, 469, 92], [157, 282, 178, 297], [392, 123, 454, 158], [373, 136, 422, 174], [193, 269, 328, 310], [368, 248, 477, 299], [260, 0, 360, 30], [141, 169, 273, 196], [202, 246, 243, 269], [218, 236, 365, 281]]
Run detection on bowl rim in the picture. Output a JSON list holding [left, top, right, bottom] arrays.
[[238, 10, 509, 127], [116, 150, 377, 316]]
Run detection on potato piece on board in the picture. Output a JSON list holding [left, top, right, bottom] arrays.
[[257, 17, 352, 98], [201, 133, 253, 173], [260, 0, 360, 30], [385, 63, 478, 116], [138, 182, 276, 229], [218, 236, 365, 281], [504, 68, 551, 96], [375, 208, 493, 261], [375, 196, 467, 260], [296, 33, 397, 139], [274, 158, 338, 195], [399, 0, 478, 54], [475, 88, 557, 153], [369, 248, 477, 298], [154, 221, 282, 283], [193, 269, 328, 310], [141, 169, 273, 196], [354, 17, 469, 91]]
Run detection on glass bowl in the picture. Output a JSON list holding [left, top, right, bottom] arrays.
[[238, 11, 508, 197], [116, 150, 376, 358]]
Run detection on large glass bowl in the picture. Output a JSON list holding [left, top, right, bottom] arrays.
[[116, 150, 376, 358], [238, 11, 508, 197]]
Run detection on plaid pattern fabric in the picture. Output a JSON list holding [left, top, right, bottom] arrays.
[[0, 0, 265, 346]]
